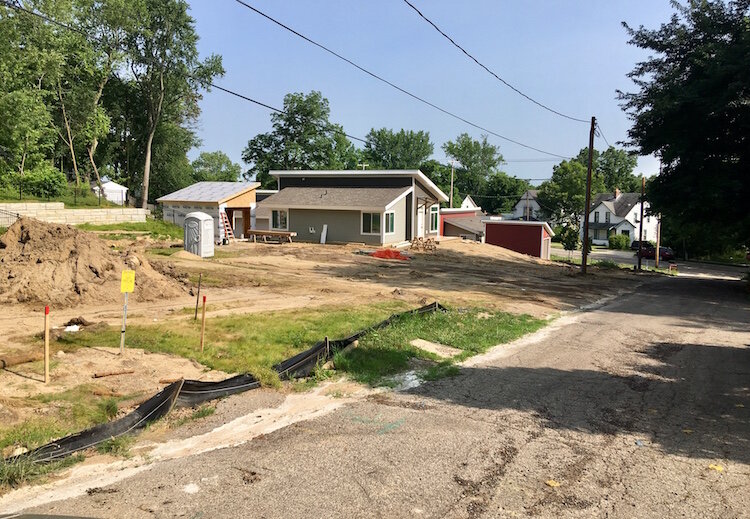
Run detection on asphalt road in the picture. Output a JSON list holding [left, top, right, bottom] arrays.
[[24, 274, 750, 518]]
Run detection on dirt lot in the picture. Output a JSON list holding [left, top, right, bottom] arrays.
[[0, 226, 635, 475]]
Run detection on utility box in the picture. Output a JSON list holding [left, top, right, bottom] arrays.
[[184, 212, 215, 258]]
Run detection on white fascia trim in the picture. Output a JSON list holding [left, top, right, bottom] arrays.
[[440, 207, 482, 214], [385, 187, 414, 210]]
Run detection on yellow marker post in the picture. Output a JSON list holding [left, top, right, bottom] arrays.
[[120, 270, 135, 354]]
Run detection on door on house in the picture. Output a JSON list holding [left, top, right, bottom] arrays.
[[417, 206, 425, 237]]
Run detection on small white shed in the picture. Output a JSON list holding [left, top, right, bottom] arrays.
[[184, 212, 215, 258], [93, 180, 128, 205]]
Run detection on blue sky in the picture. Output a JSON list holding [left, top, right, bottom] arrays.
[[186, 0, 674, 183]]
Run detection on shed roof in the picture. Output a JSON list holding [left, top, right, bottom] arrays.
[[483, 219, 555, 236], [258, 186, 412, 211], [444, 216, 485, 235], [156, 182, 260, 204]]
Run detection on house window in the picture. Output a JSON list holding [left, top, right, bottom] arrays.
[[621, 229, 630, 237], [594, 212, 599, 223], [605, 212, 610, 223], [643, 229, 647, 240], [384, 212, 395, 234], [362, 212, 381, 235], [429, 205, 439, 232], [271, 209, 288, 230]]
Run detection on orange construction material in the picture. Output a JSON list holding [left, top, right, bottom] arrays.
[[371, 249, 410, 261]]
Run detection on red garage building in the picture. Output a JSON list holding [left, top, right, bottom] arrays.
[[484, 219, 554, 260]]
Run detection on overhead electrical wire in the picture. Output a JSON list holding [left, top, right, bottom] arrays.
[[231, 0, 571, 159], [0, 2, 365, 146], [595, 122, 611, 147], [400, 0, 589, 124]]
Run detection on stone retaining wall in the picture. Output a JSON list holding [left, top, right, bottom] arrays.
[[0, 202, 148, 226]]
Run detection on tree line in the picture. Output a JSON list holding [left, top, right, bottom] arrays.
[[0, 0, 224, 207]]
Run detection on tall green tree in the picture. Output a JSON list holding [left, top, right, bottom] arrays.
[[442, 133, 503, 200], [620, 0, 750, 252], [573, 146, 639, 192], [483, 172, 532, 214], [363, 128, 433, 169], [242, 91, 359, 189], [128, 0, 223, 207], [537, 159, 605, 226], [191, 151, 241, 182]]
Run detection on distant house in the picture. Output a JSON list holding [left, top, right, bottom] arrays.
[[511, 190, 540, 220], [92, 180, 128, 206], [157, 182, 260, 241], [256, 170, 448, 245], [582, 189, 657, 246], [440, 196, 485, 242], [484, 219, 554, 259]]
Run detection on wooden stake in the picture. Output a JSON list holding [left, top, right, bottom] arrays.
[[194, 273, 202, 320], [324, 336, 330, 359], [44, 305, 50, 384], [200, 295, 207, 353]]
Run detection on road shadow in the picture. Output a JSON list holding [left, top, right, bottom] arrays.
[[597, 276, 750, 332], [408, 340, 750, 464]]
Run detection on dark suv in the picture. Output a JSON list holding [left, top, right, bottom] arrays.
[[630, 240, 651, 250], [637, 245, 675, 260]]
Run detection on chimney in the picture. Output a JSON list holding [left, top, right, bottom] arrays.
[[614, 188, 621, 199]]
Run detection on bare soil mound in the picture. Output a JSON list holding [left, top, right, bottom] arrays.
[[0, 218, 185, 306]]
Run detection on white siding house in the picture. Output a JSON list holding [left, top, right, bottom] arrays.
[[582, 190, 657, 246], [511, 190, 541, 220]]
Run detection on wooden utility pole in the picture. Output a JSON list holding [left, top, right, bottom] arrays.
[[449, 160, 455, 208], [581, 116, 596, 274], [638, 176, 645, 271]]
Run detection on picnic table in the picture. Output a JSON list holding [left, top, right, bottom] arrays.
[[245, 229, 297, 243]]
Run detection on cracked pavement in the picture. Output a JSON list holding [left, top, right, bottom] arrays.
[[23, 274, 750, 518]]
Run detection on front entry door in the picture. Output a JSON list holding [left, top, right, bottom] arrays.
[[417, 207, 425, 237]]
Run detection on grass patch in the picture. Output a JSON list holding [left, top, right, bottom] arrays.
[[56, 302, 410, 384], [0, 185, 118, 208], [334, 308, 545, 386], [95, 435, 135, 457], [0, 385, 138, 454], [78, 219, 183, 240], [147, 247, 180, 257], [0, 453, 84, 491], [171, 405, 216, 428], [420, 362, 461, 381], [551, 255, 632, 270]]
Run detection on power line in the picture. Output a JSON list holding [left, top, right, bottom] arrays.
[[401, 0, 589, 124], [209, 83, 367, 144], [232, 0, 571, 159], [595, 122, 611, 147], [0, 2, 366, 147]]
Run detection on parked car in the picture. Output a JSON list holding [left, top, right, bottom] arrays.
[[637, 245, 675, 261], [630, 240, 651, 250]]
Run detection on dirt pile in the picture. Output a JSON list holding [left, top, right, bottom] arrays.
[[0, 218, 184, 306]]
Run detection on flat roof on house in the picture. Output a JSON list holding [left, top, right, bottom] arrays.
[[269, 170, 449, 202], [156, 182, 260, 204], [258, 186, 412, 211]]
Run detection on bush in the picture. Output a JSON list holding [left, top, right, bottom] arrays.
[[608, 234, 630, 250], [560, 225, 580, 251]]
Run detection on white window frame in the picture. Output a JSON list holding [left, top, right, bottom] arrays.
[[384, 211, 395, 235], [271, 209, 288, 230], [361, 211, 381, 235], [605, 211, 610, 223], [429, 205, 439, 232], [594, 211, 600, 223]]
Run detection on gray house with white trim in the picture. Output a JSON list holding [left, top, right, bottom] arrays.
[[257, 170, 448, 245]]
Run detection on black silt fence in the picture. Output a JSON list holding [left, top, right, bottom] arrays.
[[10, 302, 446, 463]]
